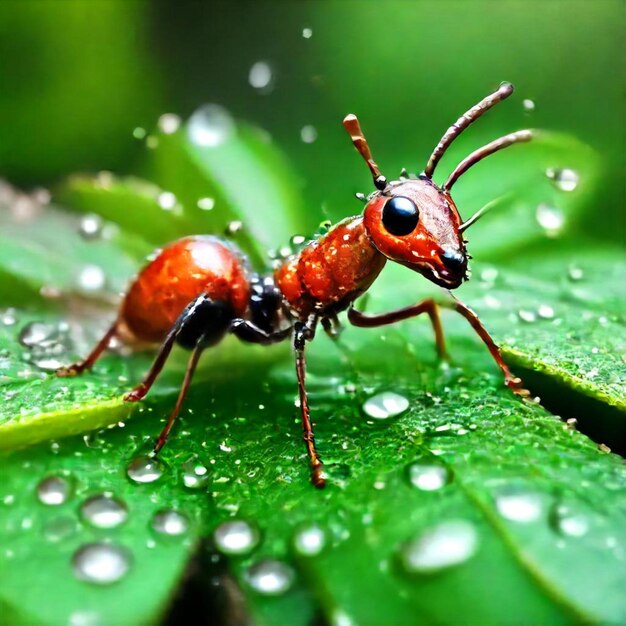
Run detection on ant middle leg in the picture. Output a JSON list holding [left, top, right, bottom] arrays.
[[347, 298, 448, 359], [56, 318, 120, 377]]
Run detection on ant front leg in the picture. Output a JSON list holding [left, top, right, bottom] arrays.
[[347, 298, 448, 360], [441, 299, 530, 398], [321, 314, 343, 341], [293, 321, 325, 489], [56, 318, 120, 377]]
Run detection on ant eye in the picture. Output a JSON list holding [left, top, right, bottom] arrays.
[[381, 196, 419, 236]]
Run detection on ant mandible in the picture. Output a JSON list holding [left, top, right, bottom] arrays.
[[58, 82, 532, 488]]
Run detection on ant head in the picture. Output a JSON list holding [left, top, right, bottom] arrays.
[[343, 82, 532, 290]]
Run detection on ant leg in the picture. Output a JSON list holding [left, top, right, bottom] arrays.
[[441, 299, 530, 397], [230, 319, 293, 345], [347, 298, 448, 360], [124, 324, 178, 402], [153, 344, 203, 454], [321, 314, 343, 341], [56, 318, 119, 377], [294, 322, 325, 489]]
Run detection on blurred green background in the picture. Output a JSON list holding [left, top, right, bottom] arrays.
[[0, 0, 623, 241]]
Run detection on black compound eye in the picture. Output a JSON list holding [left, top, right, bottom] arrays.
[[381, 196, 420, 236]]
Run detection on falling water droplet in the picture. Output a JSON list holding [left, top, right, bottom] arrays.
[[213, 520, 259, 555], [37, 475, 72, 506], [245, 559, 294, 595], [293, 525, 326, 556], [362, 392, 409, 420], [182, 461, 209, 490], [536, 203, 565, 236], [248, 61, 274, 93], [77, 265, 107, 292], [151, 510, 189, 536], [80, 494, 128, 529], [72, 543, 132, 585], [197, 197, 215, 211], [549, 503, 590, 538], [407, 463, 451, 491], [522, 98, 535, 112], [300, 125, 318, 144], [495, 488, 542, 522], [400, 520, 478, 573], [187, 104, 235, 147], [78, 214, 103, 240], [158, 113, 181, 135], [126, 456, 165, 484], [545, 167, 579, 192]]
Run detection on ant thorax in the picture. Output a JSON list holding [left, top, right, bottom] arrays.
[[274, 216, 386, 320]]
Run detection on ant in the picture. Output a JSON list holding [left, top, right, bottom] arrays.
[[58, 82, 532, 488]]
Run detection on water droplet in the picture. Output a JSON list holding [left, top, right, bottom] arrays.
[[517, 309, 536, 323], [407, 463, 451, 491], [293, 525, 325, 556], [37, 475, 72, 505], [522, 98, 535, 112], [495, 488, 542, 522], [19, 322, 58, 348], [77, 265, 106, 292], [158, 113, 181, 135], [363, 392, 409, 419], [133, 127, 146, 140], [302, 27, 313, 39], [537, 304, 555, 319], [213, 520, 259, 555], [545, 167, 579, 192], [182, 461, 209, 490], [400, 520, 478, 573], [245, 559, 294, 595], [1, 308, 17, 326], [197, 197, 215, 211], [126, 456, 165, 484], [157, 191, 178, 211], [226, 220, 243, 235], [81, 494, 128, 529], [536, 203, 565, 236], [187, 104, 235, 147], [151, 510, 189, 536], [550, 503, 590, 538], [72, 543, 132, 585], [300, 125, 318, 144], [78, 214, 103, 240], [248, 61, 274, 93], [568, 265, 584, 281], [290, 234, 306, 247]]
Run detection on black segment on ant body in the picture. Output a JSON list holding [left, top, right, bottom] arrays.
[[58, 82, 532, 488]]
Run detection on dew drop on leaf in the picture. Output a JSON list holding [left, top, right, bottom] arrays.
[[406, 463, 451, 491], [196, 197, 215, 211], [362, 392, 409, 420], [78, 214, 104, 240], [545, 167, 580, 192], [151, 510, 189, 536], [19, 322, 59, 348], [126, 456, 165, 484], [495, 488, 543, 523], [536, 203, 565, 236], [72, 543, 132, 585], [522, 98, 535, 112], [213, 520, 260, 555], [157, 113, 181, 135], [400, 520, 478, 574], [549, 503, 590, 538], [293, 524, 326, 556], [80, 493, 128, 529], [245, 559, 295, 595], [37, 475, 73, 506], [187, 104, 235, 147], [77, 265, 107, 292]]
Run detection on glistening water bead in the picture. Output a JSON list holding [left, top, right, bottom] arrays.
[[407, 463, 451, 491], [545, 167, 579, 192], [293, 525, 326, 556], [362, 392, 409, 420], [495, 488, 542, 523], [151, 510, 189, 536], [126, 456, 165, 484], [187, 104, 235, 148], [400, 520, 478, 574], [245, 559, 295, 596], [37, 475, 72, 506], [80, 494, 128, 529], [213, 520, 259, 555], [72, 543, 132, 585]]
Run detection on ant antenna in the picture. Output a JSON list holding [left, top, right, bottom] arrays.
[[459, 193, 511, 233], [423, 82, 515, 179], [343, 114, 387, 190], [444, 130, 533, 191]]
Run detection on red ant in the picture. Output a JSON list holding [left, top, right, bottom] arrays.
[[58, 82, 532, 488]]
